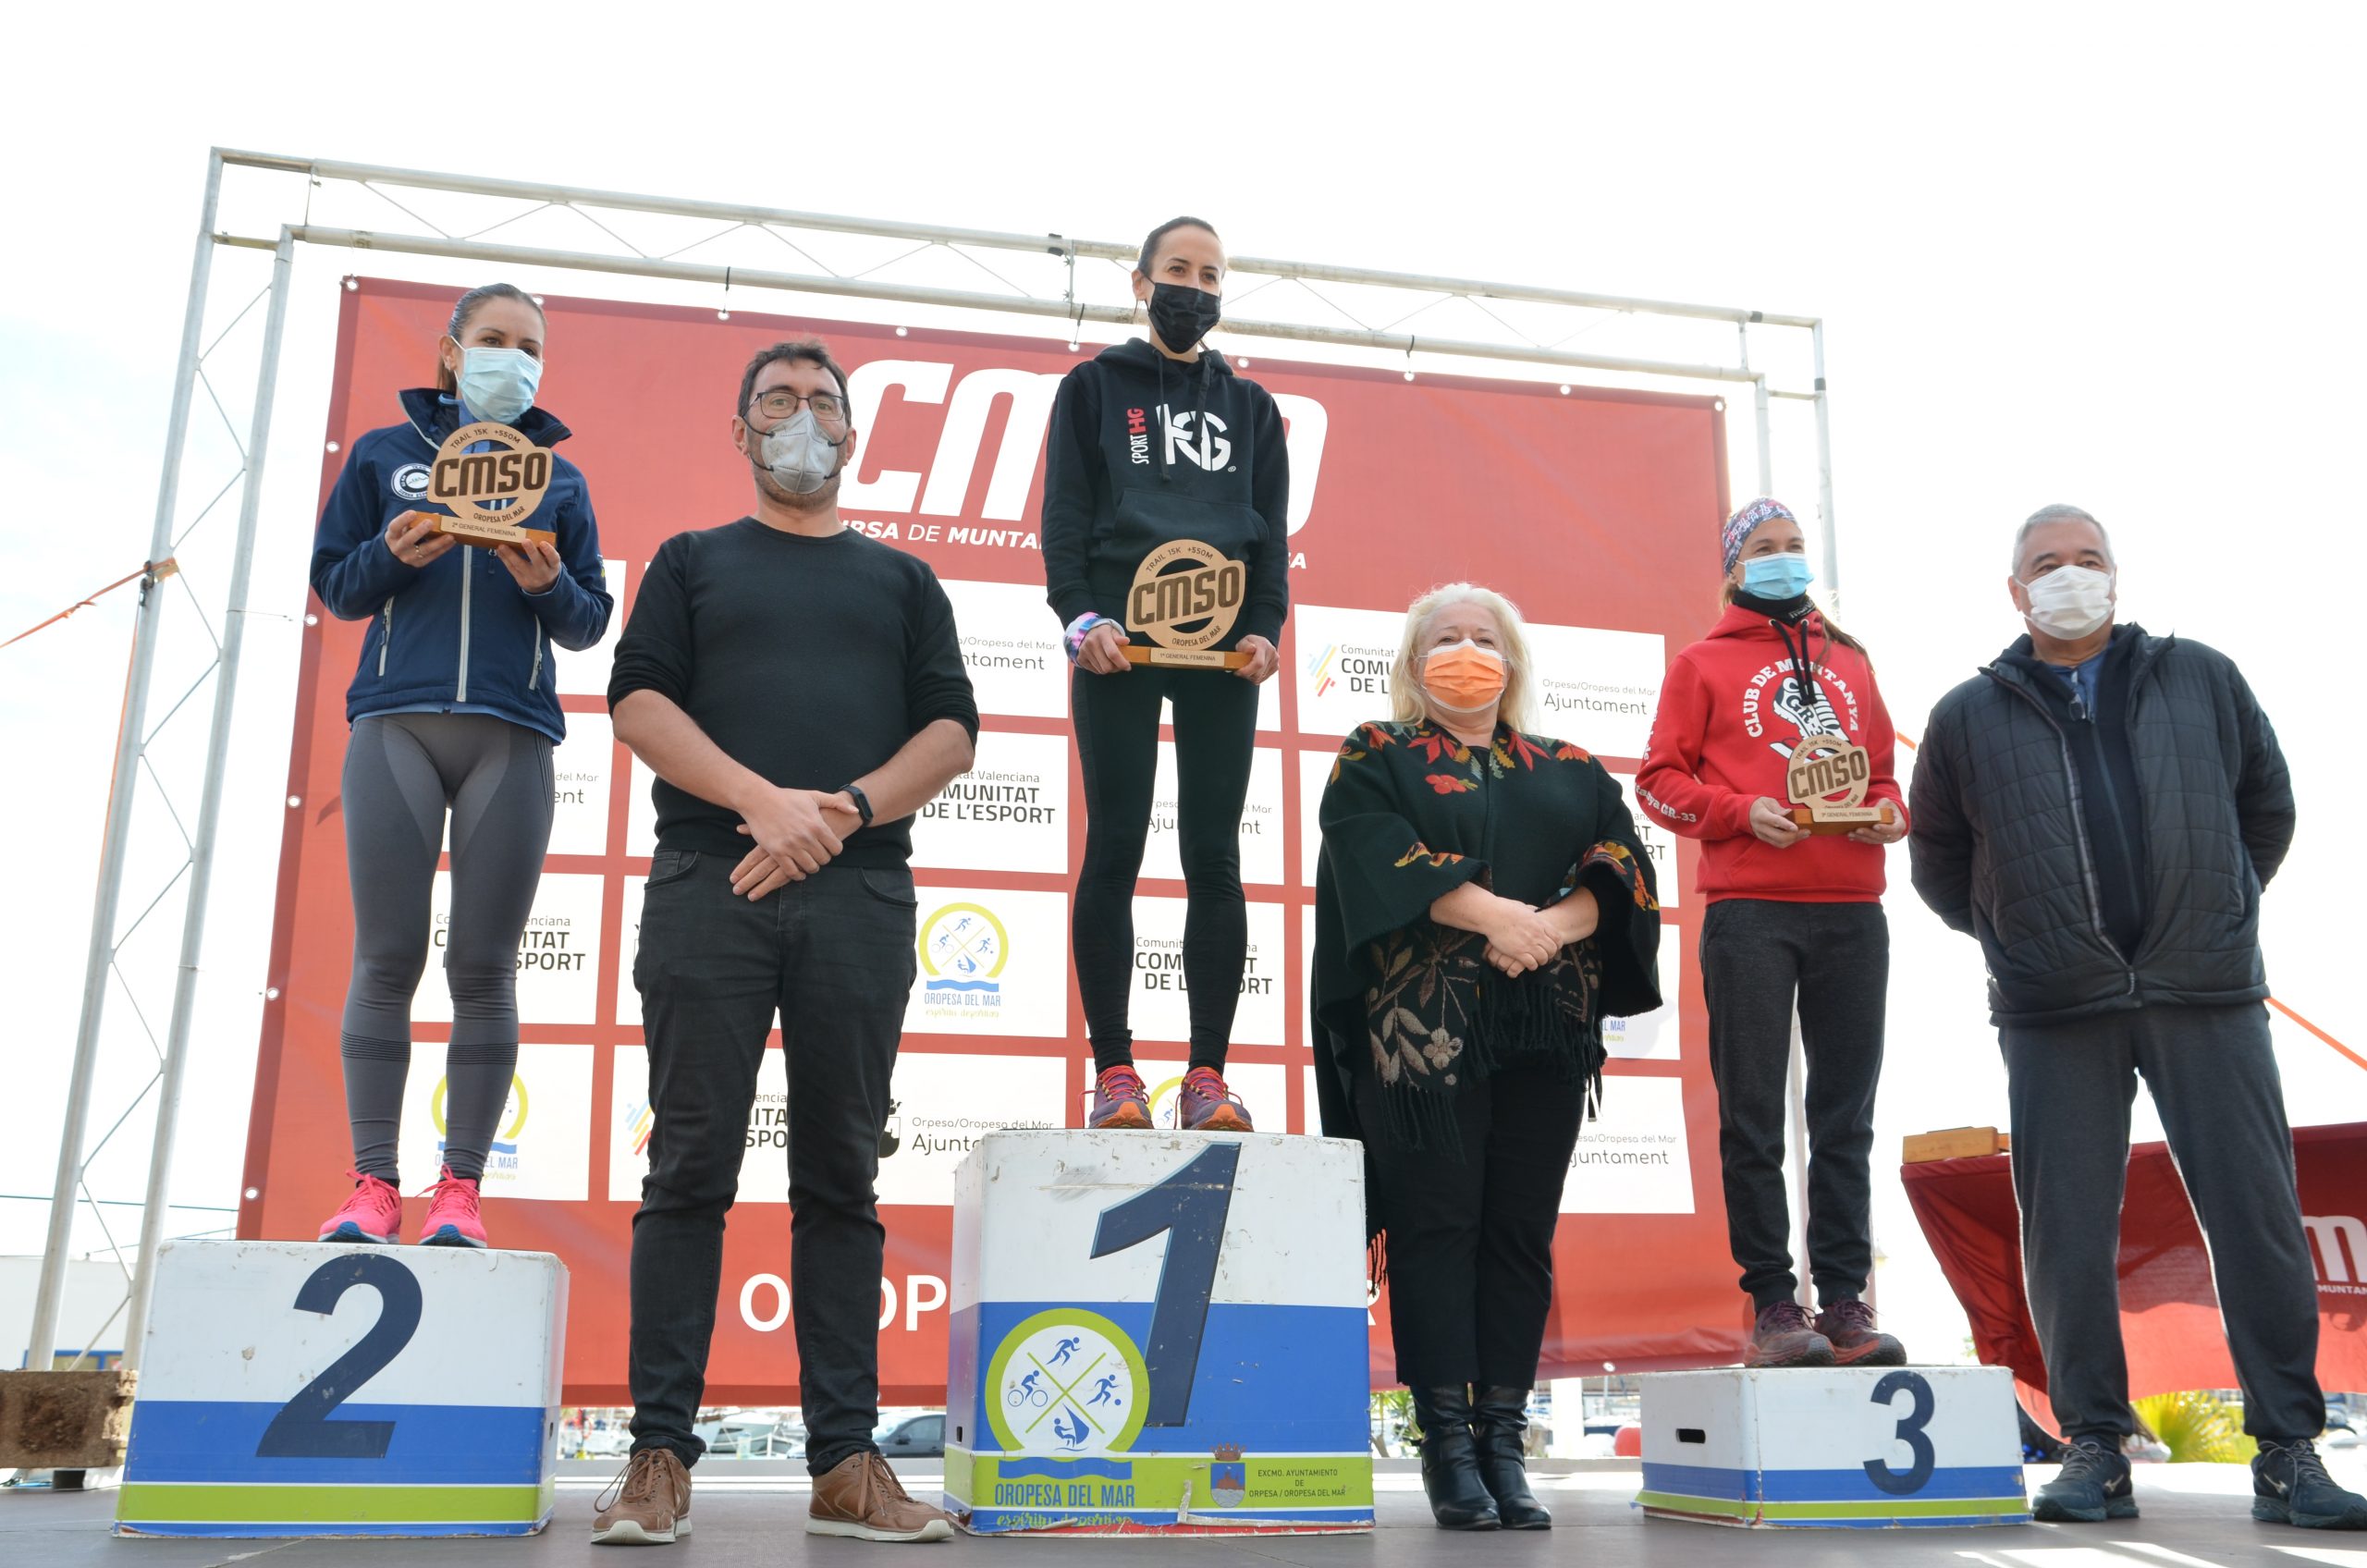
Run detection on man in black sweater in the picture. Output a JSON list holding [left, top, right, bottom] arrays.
[[593, 339, 976, 1548], [1911, 506, 2361, 1534]]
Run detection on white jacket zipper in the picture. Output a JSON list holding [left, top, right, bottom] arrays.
[[528, 635, 544, 692], [378, 596, 394, 676], [456, 555, 473, 703]]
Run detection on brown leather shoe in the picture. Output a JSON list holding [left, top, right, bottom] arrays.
[[592, 1447, 692, 1546], [1743, 1301, 1836, 1367], [807, 1450, 955, 1542]]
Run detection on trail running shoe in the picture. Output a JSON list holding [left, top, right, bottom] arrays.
[[1815, 1298, 1907, 1366], [1743, 1301, 1835, 1367], [1087, 1066, 1152, 1130], [2253, 1437, 2367, 1529], [418, 1166, 488, 1248], [1178, 1067, 1253, 1133], [317, 1170, 402, 1244], [2032, 1437, 2137, 1523]]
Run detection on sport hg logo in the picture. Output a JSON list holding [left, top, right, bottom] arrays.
[[1125, 407, 1150, 466], [1159, 407, 1232, 471]]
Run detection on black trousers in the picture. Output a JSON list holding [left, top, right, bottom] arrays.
[[1070, 665, 1257, 1072], [2002, 1001, 2324, 1443], [1699, 899, 1888, 1311], [626, 851, 917, 1476], [1356, 1062, 1584, 1389]]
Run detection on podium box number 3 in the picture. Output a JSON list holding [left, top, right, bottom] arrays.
[[1637, 1366, 2030, 1529], [116, 1241, 568, 1538], [944, 1131, 1374, 1535]]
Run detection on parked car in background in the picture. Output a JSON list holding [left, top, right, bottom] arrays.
[[876, 1412, 945, 1460]]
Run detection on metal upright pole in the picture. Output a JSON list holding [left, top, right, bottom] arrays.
[[1753, 376, 1774, 499], [121, 229, 296, 1371], [28, 152, 225, 1371], [1811, 321, 1840, 603]]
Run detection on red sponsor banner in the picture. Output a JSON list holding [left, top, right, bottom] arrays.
[[242, 277, 1744, 1403], [1903, 1121, 2367, 1423]]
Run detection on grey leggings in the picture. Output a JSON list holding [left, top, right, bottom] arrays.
[[340, 713, 554, 1183]]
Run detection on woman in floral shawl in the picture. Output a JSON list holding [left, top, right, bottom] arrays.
[[1314, 582, 1662, 1531]]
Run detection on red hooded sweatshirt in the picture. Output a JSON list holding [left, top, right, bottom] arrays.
[[1635, 603, 1904, 903]]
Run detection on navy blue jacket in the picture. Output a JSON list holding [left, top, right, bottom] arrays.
[[310, 389, 611, 741]]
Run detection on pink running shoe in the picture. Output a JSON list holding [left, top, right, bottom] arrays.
[[418, 1166, 488, 1249], [1178, 1067, 1253, 1133], [318, 1170, 402, 1244], [1087, 1066, 1152, 1130]]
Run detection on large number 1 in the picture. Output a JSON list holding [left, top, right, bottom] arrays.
[[1861, 1369, 1937, 1495], [1089, 1143, 1241, 1428], [255, 1255, 424, 1459]]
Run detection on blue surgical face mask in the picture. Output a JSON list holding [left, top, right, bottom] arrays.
[[455, 343, 542, 424], [1741, 552, 1814, 599]]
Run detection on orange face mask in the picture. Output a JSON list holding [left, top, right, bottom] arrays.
[[1420, 640, 1508, 712]]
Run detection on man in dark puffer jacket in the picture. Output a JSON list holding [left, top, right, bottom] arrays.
[[1911, 506, 2361, 1533]]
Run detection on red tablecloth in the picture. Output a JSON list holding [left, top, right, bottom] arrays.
[[1902, 1121, 2367, 1427]]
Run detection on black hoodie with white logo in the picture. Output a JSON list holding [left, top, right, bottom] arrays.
[[1040, 337, 1289, 649]]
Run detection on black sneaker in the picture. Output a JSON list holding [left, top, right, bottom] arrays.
[[2032, 1437, 2137, 1523], [2253, 1438, 2367, 1530]]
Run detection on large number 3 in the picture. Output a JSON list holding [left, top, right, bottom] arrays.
[[1089, 1144, 1241, 1429], [255, 1255, 424, 1459], [1861, 1369, 1937, 1495]]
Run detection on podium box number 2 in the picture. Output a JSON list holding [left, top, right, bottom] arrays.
[[116, 1241, 568, 1538], [944, 1131, 1374, 1535], [1637, 1366, 2029, 1529]]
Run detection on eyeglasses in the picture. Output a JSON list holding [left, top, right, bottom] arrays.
[[748, 389, 849, 427]]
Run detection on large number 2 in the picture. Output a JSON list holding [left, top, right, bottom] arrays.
[[255, 1255, 424, 1459], [1861, 1369, 1937, 1495], [1089, 1144, 1241, 1429]]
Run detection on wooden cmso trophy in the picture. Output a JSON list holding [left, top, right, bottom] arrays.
[[1784, 733, 1895, 835], [1122, 539, 1251, 669], [409, 422, 558, 549]]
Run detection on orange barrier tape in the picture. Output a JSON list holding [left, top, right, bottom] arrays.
[[2269, 997, 2367, 1073], [1, 559, 177, 651]]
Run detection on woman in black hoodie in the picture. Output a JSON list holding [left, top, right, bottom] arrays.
[[1042, 216, 1290, 1133]]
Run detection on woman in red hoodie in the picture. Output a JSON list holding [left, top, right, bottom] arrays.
[[1635, 497, 1907, 1368]]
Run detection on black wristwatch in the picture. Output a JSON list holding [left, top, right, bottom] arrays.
[[840, 781, 875, 827]]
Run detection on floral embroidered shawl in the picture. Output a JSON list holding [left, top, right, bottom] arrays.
[[1310, 718, 1663, 1158]]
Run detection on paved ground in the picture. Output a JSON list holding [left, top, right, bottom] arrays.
[[8, 1457, 2366, 1567]]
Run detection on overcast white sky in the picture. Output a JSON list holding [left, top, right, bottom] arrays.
[[2, 5, 2360, 1367]]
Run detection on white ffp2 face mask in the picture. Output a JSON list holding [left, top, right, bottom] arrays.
[[757, 410, 844, 496], [2019, 564, 2115, 638]]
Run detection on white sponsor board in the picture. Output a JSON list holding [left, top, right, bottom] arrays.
[[411, 871, 603, 1025], [555, 557, 631, 696], [1294, 604, 1406, 740], [1140, 742, 1283, 887], [1523, 622, 1665, 760], [913, 729, 1070, 875], [941, 578, 1068, 719], [546, 709, 615, 857], [398, 1041, 593, 1201], [1562, 1072, 1694, 1214], [1126, 896, 1286, 1047], [626, 755, 658, 859], [907, 887, 1069, 1038], [1605, 941, 1682, 1060], [1607, 771, 1680, 908]]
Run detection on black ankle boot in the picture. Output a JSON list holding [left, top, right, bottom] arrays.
[[1472, 1387, 1551, 1528], [1410, 1386, 1500, 1530]]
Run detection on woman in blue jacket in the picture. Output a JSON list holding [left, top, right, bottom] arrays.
[[307, 282, 611, 1249]]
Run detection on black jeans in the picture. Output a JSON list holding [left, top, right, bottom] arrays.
[[1699, 899, 1888, 1311], [626, 851, 917, 1476], [2002, 1001, 2324, 1443], [1355, 1062, 1584, 1389], [1070, 665, 1258, 1072]]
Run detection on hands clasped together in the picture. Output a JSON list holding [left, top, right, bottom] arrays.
[[1477, 888, 1600, 978], [730, 787, 864, 900]]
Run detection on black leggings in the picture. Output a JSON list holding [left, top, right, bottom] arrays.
[[1071, 666, 1257, 1072], [339, 712, 554, 1183]]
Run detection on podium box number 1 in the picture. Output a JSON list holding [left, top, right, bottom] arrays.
[[944, 1131, 1374, 1535], [116, 1241, 568, 1538], [1637, 1366, 2030, 1529]]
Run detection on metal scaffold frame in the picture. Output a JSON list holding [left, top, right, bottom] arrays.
[[26, 148, 1841, 1374]]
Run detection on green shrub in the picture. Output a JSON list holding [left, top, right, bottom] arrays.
[[2130, 1390, 2250, 1464]]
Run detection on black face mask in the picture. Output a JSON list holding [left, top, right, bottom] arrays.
[[1147, 282, 1221, 352]]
